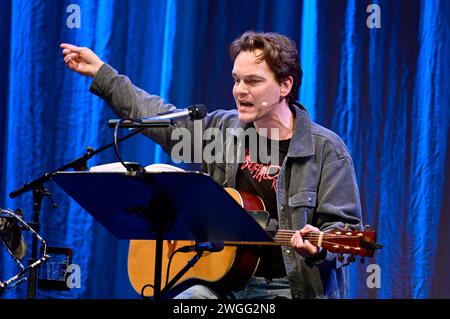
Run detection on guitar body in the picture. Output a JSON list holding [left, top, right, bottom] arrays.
[[128, 240, 239, 296], [127, 188, 266, 297]]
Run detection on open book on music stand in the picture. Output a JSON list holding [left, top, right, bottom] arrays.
[[52, 170, 273, 298]]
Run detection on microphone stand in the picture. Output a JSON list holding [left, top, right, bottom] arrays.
[[160, 251, 204, 298], [8, 119, 172, 299]]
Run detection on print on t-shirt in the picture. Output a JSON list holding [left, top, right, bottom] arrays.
[[241, 148, 281, 190]]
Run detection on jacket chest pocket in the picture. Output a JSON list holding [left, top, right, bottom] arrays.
[[288, 190, 317, 227]]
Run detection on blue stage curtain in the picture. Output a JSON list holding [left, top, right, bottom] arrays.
[[1, 0, 449, 298]]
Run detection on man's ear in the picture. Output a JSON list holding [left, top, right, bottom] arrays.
[[280, 76, 294, 98]]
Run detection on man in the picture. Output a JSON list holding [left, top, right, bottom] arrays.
[[61, 31, 362, 299]]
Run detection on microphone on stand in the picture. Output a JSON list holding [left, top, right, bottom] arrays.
[[151, 104, 207, 120], [178, 241, 225, 253], [108, 104, 207, 128]]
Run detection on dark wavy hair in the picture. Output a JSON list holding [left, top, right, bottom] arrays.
[[229, 31, 302, 105]]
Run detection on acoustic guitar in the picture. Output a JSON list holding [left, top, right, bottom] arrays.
[[127, 188, 381, 297]]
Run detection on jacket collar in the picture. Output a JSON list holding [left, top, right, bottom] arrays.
[[228, 101, 315, 158], [288, 102, 315, 158]]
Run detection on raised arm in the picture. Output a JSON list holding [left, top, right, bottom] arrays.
[[60, 43, 233, 163]]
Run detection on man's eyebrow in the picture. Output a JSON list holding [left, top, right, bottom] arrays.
[[231, 73, 265, 80]]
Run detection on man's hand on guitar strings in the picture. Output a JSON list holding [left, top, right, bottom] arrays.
[[290, 224, 322, 258]]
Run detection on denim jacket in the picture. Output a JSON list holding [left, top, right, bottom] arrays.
[[90, 64, 363, 298]]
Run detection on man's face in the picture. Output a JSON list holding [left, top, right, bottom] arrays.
[[232, 50, 285, 124]]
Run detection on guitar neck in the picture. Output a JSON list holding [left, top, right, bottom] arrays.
[[225, 230, 320, 247], [224, 229, 379, 258]]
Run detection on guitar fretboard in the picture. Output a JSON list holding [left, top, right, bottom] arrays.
[[224, 230, 321, 247]]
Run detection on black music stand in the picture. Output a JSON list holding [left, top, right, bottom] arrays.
[[52, 171, 273, 299]]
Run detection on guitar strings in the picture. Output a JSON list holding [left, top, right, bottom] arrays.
[[275, 231, 363, 250], [269, 239, 362, 251], [277, 234, 359, 239], [275, 233, 361, 239], [226, 240, 363, 251], [276, 230, 362, 236], [277, 233, 360, 238], [276, 231, 359, 238]]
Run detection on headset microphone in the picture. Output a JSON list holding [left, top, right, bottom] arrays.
[[261, 96, 283, 108]]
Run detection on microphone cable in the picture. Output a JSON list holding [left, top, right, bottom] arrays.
[[138, 245, 187, 299], [113, 117, 143, 172]]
